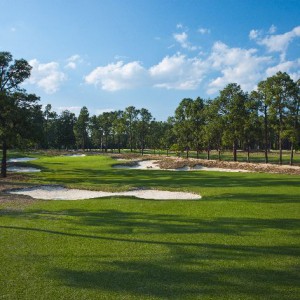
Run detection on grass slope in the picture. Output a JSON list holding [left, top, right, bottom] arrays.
[[0, 154, 299, 299]]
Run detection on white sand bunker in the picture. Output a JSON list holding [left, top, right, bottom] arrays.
[[113, 160, 160, 170], [63, 154, 86, 157], [8, 157, 37, 162], [7, 166, 41, 173], [114, 160, 249, 172], [9, 186, 201, 200], [175, 165, 249, 172], [7, 157, 41, 172]]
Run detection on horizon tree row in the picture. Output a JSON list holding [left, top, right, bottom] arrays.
[[1, 49, 299, 177], [39, 71, 299, 165]]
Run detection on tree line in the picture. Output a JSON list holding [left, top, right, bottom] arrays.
[[1, 51, 300, 177]]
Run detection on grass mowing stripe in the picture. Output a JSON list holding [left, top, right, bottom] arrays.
[[0, 153, 299, 299]]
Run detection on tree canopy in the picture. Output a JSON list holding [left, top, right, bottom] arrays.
[[0, 51, 42, 177]]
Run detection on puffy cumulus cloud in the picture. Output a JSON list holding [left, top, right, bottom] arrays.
[[149, 54, 208, 90], [207, 42, 271, 94], [85, 54, 208, 92], [28, 59, 67, 94], [173, 32, 197, 51], [252, 26, 300, 61], [65, 54, 82, 69], [266, 59, 300, 80], [84, 61, 147, 91], [84, 26, 300, 95]]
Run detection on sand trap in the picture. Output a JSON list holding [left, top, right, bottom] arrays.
[[7, 157, 40, 172], [8, 157, 37, 162], [185, 165, 249, 172], [63, 154, 86, 157], [9, 185, 201, 200], [113, 160, 160, 170], [7, 166, 41, 173], [114, 160, 249, 172]]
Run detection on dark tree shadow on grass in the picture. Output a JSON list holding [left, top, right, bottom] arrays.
[[50, 261, 300, 299], [1, 206, 300, 299]]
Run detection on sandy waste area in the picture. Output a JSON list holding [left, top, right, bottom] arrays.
[[113, 159, 249, 172]]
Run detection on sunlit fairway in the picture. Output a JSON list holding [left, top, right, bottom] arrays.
[[1, 153, 300, 299]]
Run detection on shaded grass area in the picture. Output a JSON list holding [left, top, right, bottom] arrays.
[[0, 154, 300, 299]]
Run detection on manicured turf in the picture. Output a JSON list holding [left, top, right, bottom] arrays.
[[0, 154, 299, 299]]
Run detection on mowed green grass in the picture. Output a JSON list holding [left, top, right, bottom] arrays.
[[0, 154, 300, 299]]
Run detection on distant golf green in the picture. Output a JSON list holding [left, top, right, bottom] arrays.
[[1, 153, 299, 299]]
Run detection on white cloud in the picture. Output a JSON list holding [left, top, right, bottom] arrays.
[[114, 55, 129, 60], [265, 59, 300, 79], [254, 26, 300, 61], [85, 54, 208, 92], [207, 42, 271, 94], [149, 54, 208, 90], [84, 26, 300, 95], [28, 59, 67, 94], [249, 29, 260, 40], [65, 54, 81, 69], [198, 27, 210, 34], [268, 25, 277, 34], [176, 23, 183, 29], [173, 32, 197, 51], [85, 61, 147, 91]]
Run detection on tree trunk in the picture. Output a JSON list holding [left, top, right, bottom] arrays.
[[218, 149, 221, 161], [279, 135, 282, 165], [166, 149, 169, 156], [233, 141, 237, 162], [247, 145, 250, 163], [130, 131, 133, 152], [290, 143, 294, 166], [264, 105, 269, 163], [1, 140, 7, 178], [186, 149, 189, 159], [207, 147, 210, 160], [118, 136, 121, 154]]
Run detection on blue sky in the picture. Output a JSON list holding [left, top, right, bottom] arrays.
[[1, 0, 300, 120]]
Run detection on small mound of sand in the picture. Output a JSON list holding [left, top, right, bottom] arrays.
[[9, 186, 201, 200]]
